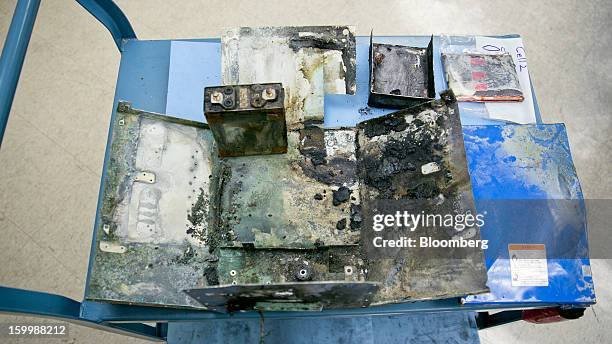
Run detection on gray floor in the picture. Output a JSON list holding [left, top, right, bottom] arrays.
[[0, 1, 610, 343]]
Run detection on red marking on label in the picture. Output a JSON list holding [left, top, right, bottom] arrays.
[[474, 83, 488, 91], [472, 71, 486, 80], [470, 56, 486, 65]]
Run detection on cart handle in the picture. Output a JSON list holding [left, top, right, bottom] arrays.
[[0, 0, 135, 147]]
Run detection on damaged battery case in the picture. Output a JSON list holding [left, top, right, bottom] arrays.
[[185, 93, 488, 311], [368, 33, 435, 109], [86, 102, 222, 308], [197, 127, 372, 312], [442, 53, 524, 102], [356, 91, 488, 303], [204, 83, 287, 157], [90, 100, 488, 311]]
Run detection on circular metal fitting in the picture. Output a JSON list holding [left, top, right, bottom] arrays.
[[250, 93, 265, 108], [211, 91, 223, 103], [344, 266, 354, 275], [261, 87, 277, 101], [294, 264, 313, 281], [223, 98, 234, 108]]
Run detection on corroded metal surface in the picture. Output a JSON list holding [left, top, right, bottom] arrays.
[[442, 53, 523, 102], [221, 26, 356, 129], [218, 128, 361, 249], [216, 247, 365, 285], [87, 102, 222, 308], [184, 281, 379, 312], [368, 34, 435, 109], [356, 93, 489, 303], [90, 98, 489, 311], [204, 83, 287, 157]]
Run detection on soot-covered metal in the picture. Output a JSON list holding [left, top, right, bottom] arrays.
[[222, 26, 356, 129], [184, 281, 380, 312], [185, 93, 488, 310], [357, 91, 489, 302], [204, 83, 287, 157], [90, 28, 491, 312], [217, 127, 361, 250], [89, 98, 489, 311], [87, 102, 222, 308], [368, 33, 435, 109], [442, 52, 524, 102]]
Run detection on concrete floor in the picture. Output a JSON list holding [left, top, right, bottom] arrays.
[[0, 0, 610, 343]]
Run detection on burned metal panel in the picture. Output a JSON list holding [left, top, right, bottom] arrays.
[[442, 53, 524, 102], [86, 102, 222, 308], [184, 281, 379, 312], [204, 83, 287, 157], [368, 34, 435, 109], [221, 26, 356, 129], [217, 128, 361, 249], [356, 93, 488, 303], [216, 247, 365, 285]]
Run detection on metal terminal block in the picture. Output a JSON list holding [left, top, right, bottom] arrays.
[[204, 83, 287, 157]]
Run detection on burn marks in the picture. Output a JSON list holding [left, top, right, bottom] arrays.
[[356, 94, 488, 301]]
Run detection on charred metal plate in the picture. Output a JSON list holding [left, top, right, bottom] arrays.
[[204, 83, 287, 157], [368, 34, 435, 109], [86, 102, 222, 308], [217, 128, 361, 249], [222, 26, 356, 129], [216, 247, 365, 285], [442, 53, 524, 102], [184, 281, 380, 312], [356, 92, 488, 303]]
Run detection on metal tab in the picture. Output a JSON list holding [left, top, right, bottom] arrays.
[[134, 171, 156, 183]]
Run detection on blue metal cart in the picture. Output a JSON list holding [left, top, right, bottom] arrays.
[[0, 1, 595, 342]]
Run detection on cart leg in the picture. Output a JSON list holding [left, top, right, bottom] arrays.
[[0, 0, 41, 146]]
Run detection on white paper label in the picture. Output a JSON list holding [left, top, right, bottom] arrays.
[[509, 244, 548, 287]]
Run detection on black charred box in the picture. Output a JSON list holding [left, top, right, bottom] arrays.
[[368, 34, 435, 109], [204, 83, 287, 157]]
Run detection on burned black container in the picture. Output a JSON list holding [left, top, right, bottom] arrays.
[[204, 83, 287, 157], [368, 33, 435, 109]]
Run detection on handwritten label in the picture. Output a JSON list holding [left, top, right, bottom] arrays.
[[474, 36, 536, 124]]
